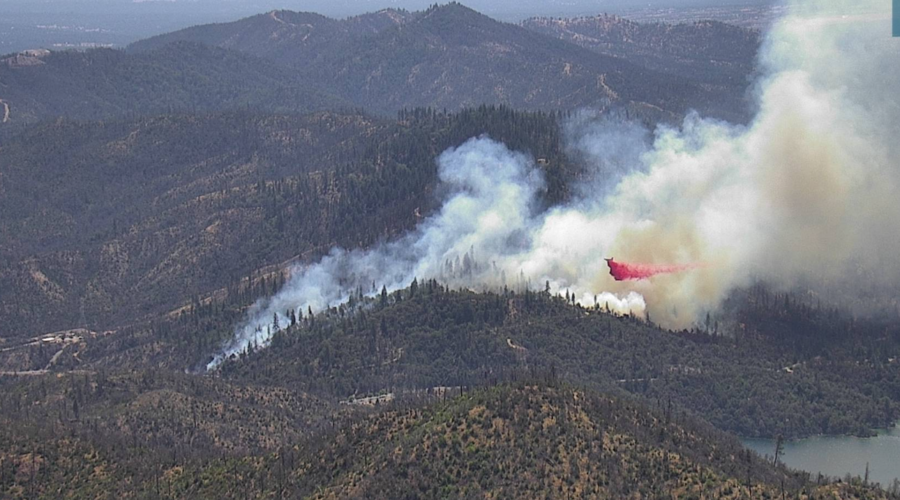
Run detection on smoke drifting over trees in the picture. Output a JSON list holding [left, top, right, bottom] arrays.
[[209, 0, 900, 368]]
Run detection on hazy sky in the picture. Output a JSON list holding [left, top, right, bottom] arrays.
[[1, 0, 776, 20]]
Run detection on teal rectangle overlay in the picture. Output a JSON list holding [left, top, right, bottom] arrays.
[[895, 0, 900, 36]]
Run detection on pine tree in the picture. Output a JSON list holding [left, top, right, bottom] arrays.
[[773, 434, 784, 467]]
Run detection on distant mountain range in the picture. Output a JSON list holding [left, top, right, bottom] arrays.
[[521, 14, 758, 89], [0, 3, 759, 128], [129, 9, 415, 67]]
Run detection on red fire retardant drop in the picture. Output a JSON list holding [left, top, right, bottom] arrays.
[[605, 258, 699, 281]]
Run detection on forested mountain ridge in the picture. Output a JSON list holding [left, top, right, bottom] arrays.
[[212, 283, 900, 440], [0, 379, 890, 498], [4, 266, 897, 443], [306, 3, 715, 119], [0, 3, 758, 129], [520, 15, 759, 85], [125, 3, 751, 121], [520, 15, 759, 116], [128, 8, 415, 68], [0, 43, 351, 127]]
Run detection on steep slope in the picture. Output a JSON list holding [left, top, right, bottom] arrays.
[[313, 3, 707, 118], [0, 111, 388, 340], [0, 42, 350, 126], [0, 107, 573, 344], [521, 15, 759, 121], [521, 15, 759, 86]]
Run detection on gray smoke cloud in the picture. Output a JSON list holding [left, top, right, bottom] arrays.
[[207, 0, 900, 369]]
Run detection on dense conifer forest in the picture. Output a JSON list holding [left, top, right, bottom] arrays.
[[1, 2, 899, 497]]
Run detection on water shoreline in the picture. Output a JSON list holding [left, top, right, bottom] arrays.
[[742, 425, 900, 489]]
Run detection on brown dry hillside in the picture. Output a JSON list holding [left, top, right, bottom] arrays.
[[290, 383, 889, 499], [2, 380, 888, 499]]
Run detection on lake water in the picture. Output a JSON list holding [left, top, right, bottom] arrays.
[[743, 426, 900, 489]]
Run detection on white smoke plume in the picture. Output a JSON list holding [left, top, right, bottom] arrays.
[[207, 138, 548, 369], [207, 0, 900, 369]]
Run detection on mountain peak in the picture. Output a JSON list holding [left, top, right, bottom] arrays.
[[426, 2, 474, 12], [412, 2, 503, 36], [421, 2, 485, 21]]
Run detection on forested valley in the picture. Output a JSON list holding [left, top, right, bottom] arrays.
[[1, 2, 899, 498]]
